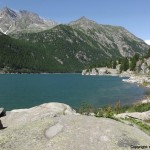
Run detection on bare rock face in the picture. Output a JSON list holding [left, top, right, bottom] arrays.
[[0, 103, 150, 150], [135, 57, 150, 74], [140, 62, 148, 74], [0, 7, 57, 34], [69, 17, 149, 57], [82, 67, 119, 76], [116, 64, 121, 73]]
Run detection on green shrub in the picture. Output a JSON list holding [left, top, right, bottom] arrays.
[[77, 101, 150, 118], [95, 105, 114, 118], [77, 102, 94, 115], [95, 108, 104, 117], [116, 103, 150, 113], [125, 118, 150, 135]]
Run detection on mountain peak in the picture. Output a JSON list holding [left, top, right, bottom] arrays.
[[0, 7, 57, 34], [69, 16, 97, 26], [0, 7, 18, 18], [68, 17, 98, 30], [78, 16, 89, 20]]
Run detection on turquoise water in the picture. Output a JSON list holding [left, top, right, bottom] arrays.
[[0, 74, 147, 110]]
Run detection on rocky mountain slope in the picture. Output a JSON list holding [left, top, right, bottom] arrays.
[[12, 16, 149, 60], [0, 7, 149, 73], [69, 17, 149, 57], [12, 24, 121, 69], [0, 7, 57, 34], [0, 103, 150, 150]]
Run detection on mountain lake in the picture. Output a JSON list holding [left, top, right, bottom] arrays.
[[0, 74, 148, 110]]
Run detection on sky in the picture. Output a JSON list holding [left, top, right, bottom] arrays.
[[0, 0, 150, 44]]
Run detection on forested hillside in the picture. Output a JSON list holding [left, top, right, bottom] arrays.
[[0, 8, 149, 73], [0, 32, 84, 73]]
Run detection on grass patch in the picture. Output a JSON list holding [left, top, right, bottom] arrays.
[[124, 118, 150, 135], [144, 119, 150, 123], [120, 103, 150, 113], [76, 101, 150, 117], [142, 81, 150, 87]]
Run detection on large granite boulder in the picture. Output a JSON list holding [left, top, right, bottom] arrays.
[[0, 103, 150, 150], [2, 102, 76, 127], [135, 60, 142, 73], [140, 62, 150, 74], [116, 64, 121, 73], [115, 110, 150, 121]]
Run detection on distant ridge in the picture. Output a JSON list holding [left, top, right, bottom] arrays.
[[0, 7, 57, 34]]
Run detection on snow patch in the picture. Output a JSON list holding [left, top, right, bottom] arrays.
[[145, 40, 150, 45]]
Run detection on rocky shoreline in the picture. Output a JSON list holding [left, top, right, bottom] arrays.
[[82, 67, 120, 76], [122, 75, 150, 87], [0, 102, 150, 150], [82, 67, 135, 77], [82, 67, 150, 86]]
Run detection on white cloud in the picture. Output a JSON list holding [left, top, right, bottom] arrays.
[[145, 40, 150, 45]]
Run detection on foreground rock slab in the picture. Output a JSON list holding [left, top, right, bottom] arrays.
[[0, 103, 150, 150]]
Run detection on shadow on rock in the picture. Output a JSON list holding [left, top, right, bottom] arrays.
[[0, 120, 7, 130]]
